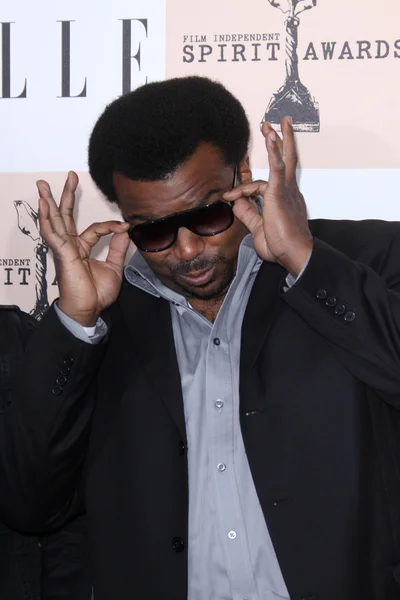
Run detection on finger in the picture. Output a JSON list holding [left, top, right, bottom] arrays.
[[223, 180, 268, 200], [281, 116, 298, 184], [59, 172, 79, 236], [232, 197, 263, 236], [38, 197, 56, 241], [264, 131, 286, 199], [79, 221, 130, 250], [37, 179, 69, 238], [36, 179, 55, 201], [261, 121, 283, 156], [38, 197, 79, 259], [38, 197, 63, 243], [105, 231, 131, 273]]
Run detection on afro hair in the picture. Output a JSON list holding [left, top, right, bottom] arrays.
[[88, 76, 250, 203]]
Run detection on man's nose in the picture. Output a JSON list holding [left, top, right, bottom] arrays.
[[173, 227, 205, 261]]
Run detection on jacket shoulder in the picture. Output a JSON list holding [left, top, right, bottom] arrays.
[[0, 305, 37, 332], [309, 218, 400, 244], [309, 218, 400, 269], [0, 305, 20, 311]]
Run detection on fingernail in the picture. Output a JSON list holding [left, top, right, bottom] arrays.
[[269, 131, 276, 142], [288, 116, 293, 125]]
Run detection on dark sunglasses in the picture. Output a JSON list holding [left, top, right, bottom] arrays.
[[128, 168, 237, 253]]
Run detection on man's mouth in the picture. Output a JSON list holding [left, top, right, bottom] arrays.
[[178, 265, 215, 287]]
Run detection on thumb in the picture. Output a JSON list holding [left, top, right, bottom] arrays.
[[232, 198, 263, 236], [105, 231, 131, 273]]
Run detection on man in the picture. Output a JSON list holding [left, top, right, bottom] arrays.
[[1, 76, 400, 599], [0, 306, 92, 600]]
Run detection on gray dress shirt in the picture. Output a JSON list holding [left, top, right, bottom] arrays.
[[124, 235, 290, 600], [56, 234, 308, 599]]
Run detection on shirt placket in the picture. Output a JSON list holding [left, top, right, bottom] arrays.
[[206, 321, 259, 600]]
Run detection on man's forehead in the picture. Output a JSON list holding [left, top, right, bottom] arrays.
[[123, 186, 224, 223], [113, 142, 230, 194], [114, 160, 233, 222]]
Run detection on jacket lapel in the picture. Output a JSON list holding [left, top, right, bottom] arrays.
[[118, 281, 186, 440], [240, 260, 287, 398]]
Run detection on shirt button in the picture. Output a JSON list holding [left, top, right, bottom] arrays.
[[217, 463, 226, 472], [228, 530, 237, 539], [213, 337, 221, 346], [215, 400, 224, 410]]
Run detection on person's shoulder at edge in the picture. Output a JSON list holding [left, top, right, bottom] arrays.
[[309, 218, 400, 268], [0, 305, 37, 329]]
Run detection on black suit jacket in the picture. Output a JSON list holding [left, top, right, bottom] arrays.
[[2, 219, 400, 600], [0, 307, 92, 600]]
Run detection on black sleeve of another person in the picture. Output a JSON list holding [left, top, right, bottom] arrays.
[[0, 306, 92, 600]]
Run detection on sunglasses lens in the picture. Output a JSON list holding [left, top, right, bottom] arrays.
[[190, 202, 233, 235], [131, 220, 176, 252], [130, 201, 234, 252]]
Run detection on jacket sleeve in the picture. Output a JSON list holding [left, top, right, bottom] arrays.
[[282, 227, 400, 408], [0, 305, 107, 534]]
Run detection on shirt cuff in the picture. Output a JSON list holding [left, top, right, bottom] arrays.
[[284, 250, 313, 291], [54, 302, 108, 344]]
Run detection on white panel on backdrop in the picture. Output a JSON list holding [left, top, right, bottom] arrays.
[[0, 0, 166, 172], [253, 169, 400, 222]]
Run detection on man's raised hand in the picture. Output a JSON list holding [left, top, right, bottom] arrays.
[[38, 171, 130, 326], [224, 116, 313, 276]]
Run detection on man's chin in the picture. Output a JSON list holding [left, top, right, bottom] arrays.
[[184, 286, 222, 301]]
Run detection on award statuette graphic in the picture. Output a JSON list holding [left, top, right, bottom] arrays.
[[14, 201, 49, 320], [263, 0, 320, 132]]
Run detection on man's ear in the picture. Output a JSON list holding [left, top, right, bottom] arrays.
[[238, 155, 252, 184]]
